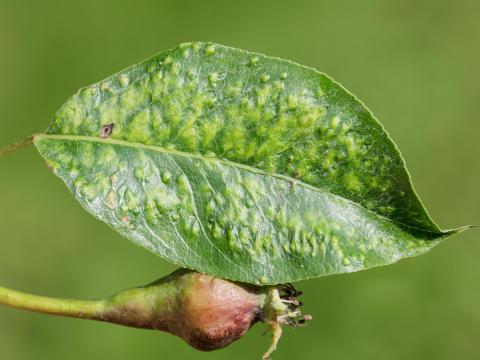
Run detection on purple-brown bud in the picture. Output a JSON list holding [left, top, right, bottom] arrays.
[[99, 269, 309, 358]]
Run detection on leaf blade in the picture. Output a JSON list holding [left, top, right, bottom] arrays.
[[36, 42, 466, 284]]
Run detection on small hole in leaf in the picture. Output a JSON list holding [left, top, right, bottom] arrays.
[[101, 123, 114, 138]]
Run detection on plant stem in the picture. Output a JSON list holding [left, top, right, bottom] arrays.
[[0, 136, 34, 157], [0, 286, 107, 320], [0, 270, 301, 357]]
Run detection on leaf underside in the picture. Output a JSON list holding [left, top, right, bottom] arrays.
[[35, 42, 464, 285]]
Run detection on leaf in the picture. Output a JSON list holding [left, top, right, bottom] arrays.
[[34, 42, 468, 285]]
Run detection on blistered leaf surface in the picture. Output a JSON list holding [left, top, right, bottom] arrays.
[[35, 42, 463, 284]]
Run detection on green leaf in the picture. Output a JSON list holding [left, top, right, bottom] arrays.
[[34, 42, 468, 285]]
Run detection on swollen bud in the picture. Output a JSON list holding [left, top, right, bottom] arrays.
[[98, 269, 310, 358]]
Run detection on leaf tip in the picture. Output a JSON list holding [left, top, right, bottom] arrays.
[[441, 225, 476, 238]]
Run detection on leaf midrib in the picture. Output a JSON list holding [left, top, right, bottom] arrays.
[[34, 133, 450, 236], [36, 133, 322, 189]]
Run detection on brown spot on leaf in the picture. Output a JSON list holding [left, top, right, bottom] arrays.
[[101, 123, 115, 138], [107, 191, 116, 209]]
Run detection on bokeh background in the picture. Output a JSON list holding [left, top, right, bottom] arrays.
[[0, 0, 479, 359]]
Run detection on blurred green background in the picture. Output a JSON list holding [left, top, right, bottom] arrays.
[[0, 0, 479, 359]]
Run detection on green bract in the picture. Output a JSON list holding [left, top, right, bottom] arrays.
[[34, 42, 466, 285]]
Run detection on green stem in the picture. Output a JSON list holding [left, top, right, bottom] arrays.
[[0, 136, 34, 157], [0, 286, 107, 320], [0, 269, 299, 357]]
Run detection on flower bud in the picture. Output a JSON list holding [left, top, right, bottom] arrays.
[[97, 269, 309, 358]]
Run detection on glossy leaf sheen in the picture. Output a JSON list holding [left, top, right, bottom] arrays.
[[35, 42, 463, 284]]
